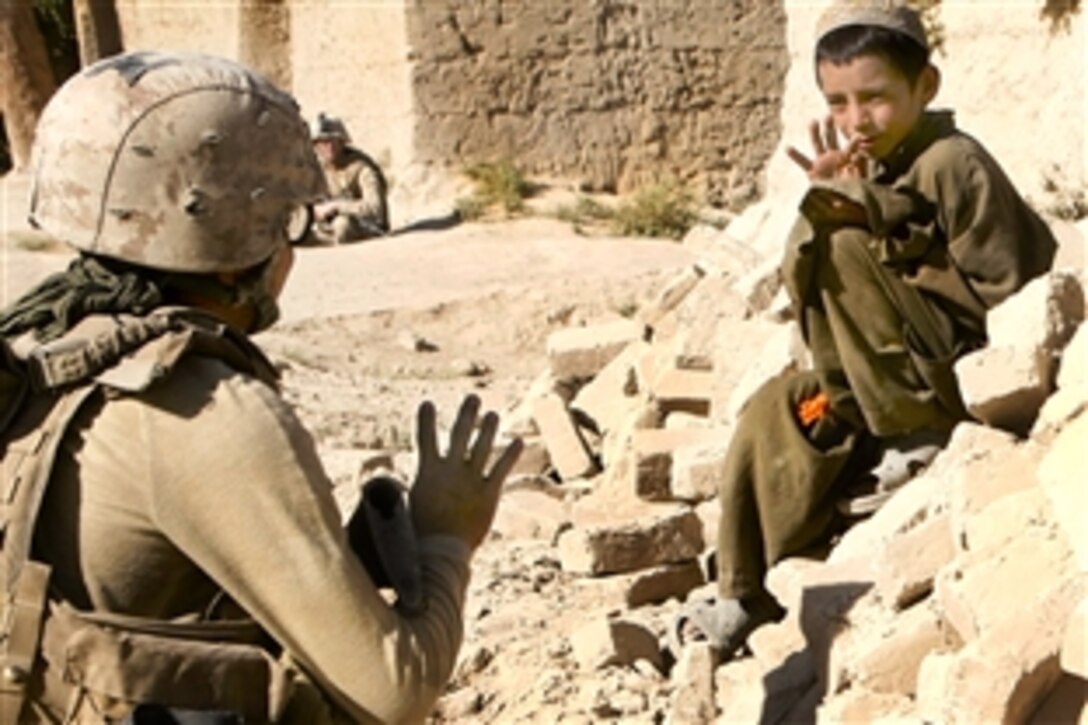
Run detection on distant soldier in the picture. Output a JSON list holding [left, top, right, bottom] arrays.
[[309, 112, 390, 244]]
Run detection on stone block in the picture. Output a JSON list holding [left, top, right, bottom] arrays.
[[671, 440, 729, 502], [935, 529, 1075, 644], [530, 392, 598, 481], [558, 501, 704, 576], [666, 643, 717, 725], [651, 368, 714, 417], [735, 255, 783, 317], [915, 651, 958, 724], [1035, 322, 1088, 434], [628, 428, 729, 501], [570, 340, 648, 436], [491, 488, 569, 543], [829, 472, 942, 564], [957, 271, 1085, 435], [724, 324, 801, 423], [1062, 599, 1088, 679], [581, 561, 704, 609], [876, 513, 955, 609], [569, 616, 663, 672], [748, 616, 811, 678], [962, 486, 1050, 556], [715, 657, 766, 723], [921, 575, 1083, 724], [546, 319, 647, 382], [1039, 413, 1088, 571], [849, 600, 946, 696], [815, 688, 914, 724], [502, 435, 550, 477], [639, 264, 706, 328]]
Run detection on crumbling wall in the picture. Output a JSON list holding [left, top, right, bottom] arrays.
[[114, 0, 239, 58], [404, 0, 789, 208]]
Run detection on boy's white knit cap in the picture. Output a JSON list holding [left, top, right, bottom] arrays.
[[816, 0, 929, 51]]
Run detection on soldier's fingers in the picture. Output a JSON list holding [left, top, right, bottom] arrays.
[[809, 120, 826, 156], [469, 411, 500, 473], [787, 146, 813, 171], [447, 394, 481, 461], [824, 116, 839, 151], [486, 437, 524, 490], [416, 401, 439, 462]]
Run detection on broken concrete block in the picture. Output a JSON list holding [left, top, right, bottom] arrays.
[[714, 657, 766, 723], [724, 325, 802, 423], [876, 513, 955, 610], [581, 561, 704, 609], [500, 435, 550, 477], [1039, 412, 1088, 571], [651, 367, 714, 417], [849, 600, 946, 697], [491, 488, 569, 543], [1062, 599, 1088, 679], [531, 392, 598, 481], [663, 411, 714, 431], [639, 264, 706, 328], [915, 650, 958, 724], [671, 441, 729, 503], [962, 486, 1050, 557], [748, 616, 811, 681], [666, 643, 717, 725], [558, 501, 704, 576], [569, 616, 664, 672], [922, 575, 1084, 724], [957, 271, 1085, 435], [1034, 322, 1088, 434], [546, 319, 647, 382], [816, 689, 915, 723], [570, 341, 648, 435], [628, 428, 729, 501], [934, 528, 1075, 644], [735, 255, 783, 317]]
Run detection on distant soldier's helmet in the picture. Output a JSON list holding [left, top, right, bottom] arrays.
[[309, 113, 351, 143], [28, 51, 325, 274]]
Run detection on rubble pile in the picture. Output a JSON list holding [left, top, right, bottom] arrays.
[[485, 208, 1088, 723]]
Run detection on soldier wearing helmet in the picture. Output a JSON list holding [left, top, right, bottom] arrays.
[[308, 112, 390, 244], [0, 51, 520, 724]]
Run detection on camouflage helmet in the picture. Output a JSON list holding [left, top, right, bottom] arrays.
[[309, 112, 351, 143], [29, 51, 325, 274]]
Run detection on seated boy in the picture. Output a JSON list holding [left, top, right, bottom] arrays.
[[675, 0, 1057, 659]]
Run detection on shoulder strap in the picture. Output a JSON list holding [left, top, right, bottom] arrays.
[[0, 383, 99, 723]]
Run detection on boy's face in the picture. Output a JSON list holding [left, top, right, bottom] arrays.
[[817, 52, 938, 162]]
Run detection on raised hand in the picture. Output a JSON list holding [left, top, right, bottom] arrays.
[[409, 395, 523, 551], [787, 116, 868, 181]]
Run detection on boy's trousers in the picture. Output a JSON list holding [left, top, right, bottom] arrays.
[[717, 228, 971, 600]]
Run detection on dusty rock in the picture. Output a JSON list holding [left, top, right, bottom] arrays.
[[546, 319, 647, 382], [956, 271, 1085, 435], [875, 513, 955, 610], [666, 643, 717, 724], [815, 688, 915, 724], [734, 256, 783, 317], [531, 392, 598, 481], [557, 500, 704, 576], [627, 428, 729, 501], [723, 323, 802, 423], [639, 264, 706, 328], [569, 616, 663, 672], [1039, 412, 1088, 571], [1034, 321, 1088, 434], [1062, 599, 1088, 679], [569, 340, 648, 435], [670, 441, 729, 502], [651, 367, 714, 417], [580, 560, 704, 609], [847, 600, 946, 696], [714, 657, 767, 723], [491, 489, 569, 542]]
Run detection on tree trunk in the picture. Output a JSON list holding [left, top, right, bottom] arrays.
[[0, 0, 58, 171], [73, 0, 122, 67]]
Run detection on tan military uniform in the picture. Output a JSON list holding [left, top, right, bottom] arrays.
[[313, 147, 389, 244], [717, 111, 1057, 599], [6, 311, 469, 723]]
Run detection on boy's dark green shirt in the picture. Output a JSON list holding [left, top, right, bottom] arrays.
[[784, 110, 1058, 343]]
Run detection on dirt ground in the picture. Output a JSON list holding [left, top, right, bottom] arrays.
[[1, 173, 697, 721]]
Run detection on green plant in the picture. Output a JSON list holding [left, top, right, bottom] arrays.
[[612, 181, 698, 240], [462, 159, 531, 217]]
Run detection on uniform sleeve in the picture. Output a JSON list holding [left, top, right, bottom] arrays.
[[912, 139, 1057, 310], [335, 161, 388, 230], [142, 358, 468, 724]]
